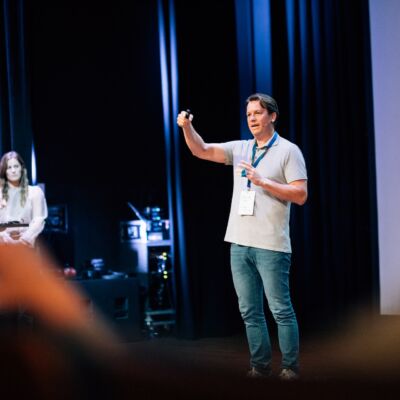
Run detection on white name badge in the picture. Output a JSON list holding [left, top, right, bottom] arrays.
[[238, 190, 255, 215]]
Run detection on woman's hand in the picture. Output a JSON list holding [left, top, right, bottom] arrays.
[[0, 232, 15, 244], [9, 230, 21, 240]]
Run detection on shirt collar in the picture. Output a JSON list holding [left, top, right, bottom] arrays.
[[255, 131, 280, 149]]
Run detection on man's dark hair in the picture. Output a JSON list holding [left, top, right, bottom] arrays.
[[246, 93, 279, 126]]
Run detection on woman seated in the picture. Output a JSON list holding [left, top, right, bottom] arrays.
[[0, 151, 47, 246]]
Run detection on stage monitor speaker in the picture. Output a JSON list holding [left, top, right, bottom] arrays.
[[74, 277, 141, 342]]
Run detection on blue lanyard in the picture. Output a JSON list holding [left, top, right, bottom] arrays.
[[242, 131, 278, 188]]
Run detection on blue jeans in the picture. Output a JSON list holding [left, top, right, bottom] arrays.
[[230, 244, 299, 371]]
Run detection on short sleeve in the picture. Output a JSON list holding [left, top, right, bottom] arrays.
[[219, 141, 243, 166], [284, 144, 308, 183]]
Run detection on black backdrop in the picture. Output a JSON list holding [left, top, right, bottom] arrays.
[[174, 0, 242, 336], [26, 1, 168, 272], [14, 0, 379, 338]]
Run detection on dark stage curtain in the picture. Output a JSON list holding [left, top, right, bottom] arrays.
[[236, 0, 379, 329], [157, 0, 195, 338], [175, 0, 243, 337], [272, 0, 379, 328], [25, 1, 168, 271], [4, 0, 379, 338], [175, 0, 379, 336], [0, 0, 33, 173]]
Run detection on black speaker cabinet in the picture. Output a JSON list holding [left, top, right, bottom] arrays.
[[74, 277, 141, 342]]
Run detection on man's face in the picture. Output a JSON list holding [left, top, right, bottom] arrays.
[[6, 158, 22, 183], [246, 100, 275, 137]]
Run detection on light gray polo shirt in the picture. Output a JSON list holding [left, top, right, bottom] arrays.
[[220, 133, 307, 253]]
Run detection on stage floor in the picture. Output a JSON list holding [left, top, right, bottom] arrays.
[[125, 333, 342, 380]]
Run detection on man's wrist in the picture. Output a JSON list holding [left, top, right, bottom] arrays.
[[259, 178, 269, 188]]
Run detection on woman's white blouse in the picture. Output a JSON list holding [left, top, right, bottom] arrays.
[[0, 185, 48, 245]]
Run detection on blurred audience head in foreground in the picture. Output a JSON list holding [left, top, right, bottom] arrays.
[[1, 244, 400, 400]]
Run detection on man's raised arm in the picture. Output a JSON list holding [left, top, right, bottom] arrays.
[[176, 111, 226, 163]]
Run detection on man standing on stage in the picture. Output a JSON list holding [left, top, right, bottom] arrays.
[[177, 93, 307, 380]]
